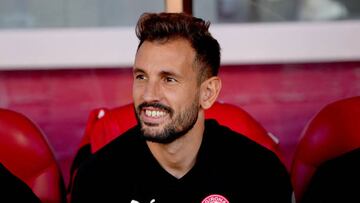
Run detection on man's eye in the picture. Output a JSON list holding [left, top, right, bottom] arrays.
[[135, 75, 145, 80], [165, 77, 177, 83]]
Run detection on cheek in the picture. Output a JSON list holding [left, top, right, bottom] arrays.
[[170, 88, 199, 107], [132, 84, 143, 103]]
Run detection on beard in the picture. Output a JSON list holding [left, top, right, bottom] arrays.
[[135, 99, 199, 144]]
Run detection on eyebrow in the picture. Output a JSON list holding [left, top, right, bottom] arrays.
[[133, 67, 181, 78], [160, 70, 178, 77], [133, 67, 145, 74]]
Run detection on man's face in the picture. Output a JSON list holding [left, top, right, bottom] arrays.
[[133, 39, 200, 143]]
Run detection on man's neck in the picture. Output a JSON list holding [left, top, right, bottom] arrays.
[[146, 116, 205, 179]]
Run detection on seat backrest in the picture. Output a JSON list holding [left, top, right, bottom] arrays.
[[68, 102, 284, 194], [290, 96, 360, 202], [84, 101, 281, 155], [0, 109, 66, 203], [69, 101, 282, 176]]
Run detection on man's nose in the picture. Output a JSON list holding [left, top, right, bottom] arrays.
[[142, 80, 161, 102]]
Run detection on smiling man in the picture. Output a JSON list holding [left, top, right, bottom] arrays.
[[133, 38, 201, 145], [71, 12, 293, 203]]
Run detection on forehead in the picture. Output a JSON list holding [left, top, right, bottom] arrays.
[[134, 39, 196, 75]]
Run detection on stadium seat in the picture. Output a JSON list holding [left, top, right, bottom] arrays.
[[290, 96, 360, 202], [68, 101, 284, 194], [0, 108, 66, 203]]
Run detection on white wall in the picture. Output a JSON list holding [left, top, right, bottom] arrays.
[[0, 20, 359, 69]]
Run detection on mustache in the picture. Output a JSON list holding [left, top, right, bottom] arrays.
[[137, 102, 173, 115]]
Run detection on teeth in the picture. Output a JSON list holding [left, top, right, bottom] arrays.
[[145, 110, 165, 118]]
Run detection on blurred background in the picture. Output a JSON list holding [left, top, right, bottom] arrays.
[[0, 0, 359, 187]]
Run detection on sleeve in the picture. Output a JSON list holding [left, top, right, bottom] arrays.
[[70, 158, 103, 203], [69, 151, 134, 202]]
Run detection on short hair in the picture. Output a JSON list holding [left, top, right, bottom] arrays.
[[135, 12, 221, 83]]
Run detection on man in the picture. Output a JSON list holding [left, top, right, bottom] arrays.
[[71, 12, 293, 203]]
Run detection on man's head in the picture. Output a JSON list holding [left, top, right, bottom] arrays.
[[133, 12, 221, 143], [135, 12, 221, 84]]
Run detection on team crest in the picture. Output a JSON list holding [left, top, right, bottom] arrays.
[[201, 194, 229, 203]]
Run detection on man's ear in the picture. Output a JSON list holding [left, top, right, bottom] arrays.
[[200, 76, 222, 110]]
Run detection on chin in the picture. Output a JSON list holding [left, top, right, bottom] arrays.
[[142, 125, 164, 137]]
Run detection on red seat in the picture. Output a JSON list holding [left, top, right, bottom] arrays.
[[290, 96, 360, 202], [68, 102, 284, 195], [0, 109, 66, 203], [83, 101, 281, 155]]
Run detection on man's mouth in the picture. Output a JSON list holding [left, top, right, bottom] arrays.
[[141, 107, 169, 126], [138, 103, 173, 126], [145, 109, 166, 118]]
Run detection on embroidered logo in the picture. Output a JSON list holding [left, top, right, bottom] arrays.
[[201, 194, 229, 203]]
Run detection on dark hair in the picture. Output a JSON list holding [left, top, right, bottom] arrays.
[[135, 12, 221, 82]]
